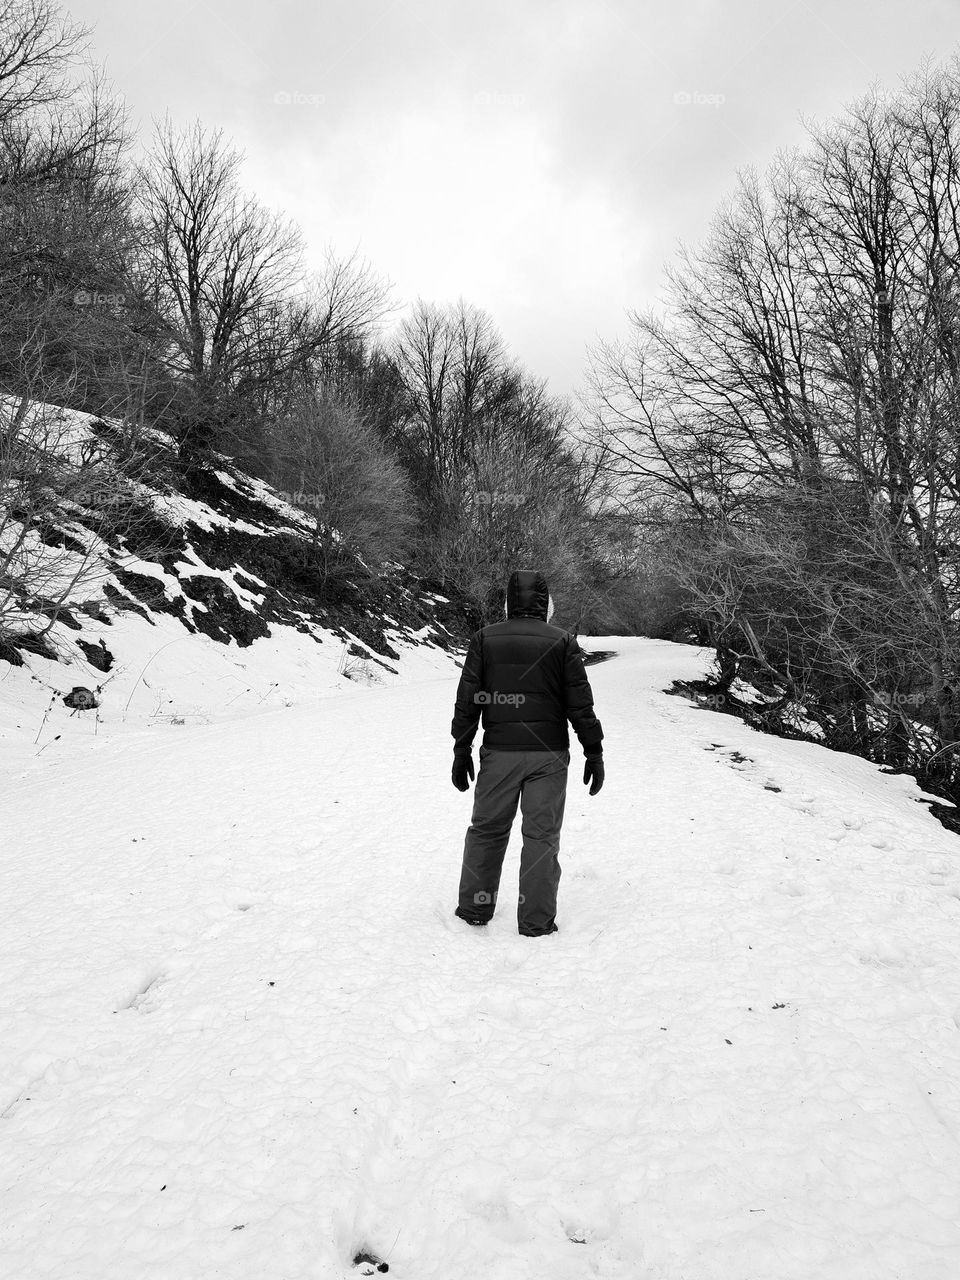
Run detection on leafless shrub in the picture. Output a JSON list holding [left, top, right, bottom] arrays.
[[266, 388, 415, 587]]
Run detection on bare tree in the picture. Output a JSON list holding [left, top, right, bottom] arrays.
[[0, 0, 87, 133], [137, 122, 389, 456], [136, 120, 303, 450], [392, 299, 516, 497], [590, 60, 960, 776], [0, 0, 135, 409]]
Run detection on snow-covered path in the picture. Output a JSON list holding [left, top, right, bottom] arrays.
[[3, 638, 960, 1280]]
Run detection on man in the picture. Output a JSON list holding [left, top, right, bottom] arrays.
[[450, 569, 604, 936]]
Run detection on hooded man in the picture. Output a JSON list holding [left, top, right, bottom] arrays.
[[450, 570, 605, 936]]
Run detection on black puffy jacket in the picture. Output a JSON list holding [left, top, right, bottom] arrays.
[[450, 571, 604, 755]]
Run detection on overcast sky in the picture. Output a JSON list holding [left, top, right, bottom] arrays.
[[67, 0, 960, 399]]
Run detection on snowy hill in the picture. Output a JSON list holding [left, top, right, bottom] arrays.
[[3, 638, 960, 1280], [1, 400, 470, 755]]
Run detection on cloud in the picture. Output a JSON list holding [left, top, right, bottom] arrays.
[[70, 0, 960, 396]]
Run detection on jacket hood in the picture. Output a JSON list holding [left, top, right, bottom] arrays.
[[506, 570, 552, 621]]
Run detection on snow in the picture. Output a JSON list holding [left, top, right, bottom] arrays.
[[0, 459, 457, 739], [211, 469, 317, 533], [0, 587, 459, 748], [149, 489, 273, 538], [2, 638, 960, 1279], [0, 394, 91, 458]]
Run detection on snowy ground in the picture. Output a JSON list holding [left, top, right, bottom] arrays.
[[0, 576, 457, 767], [3, 637, 960, 1280]]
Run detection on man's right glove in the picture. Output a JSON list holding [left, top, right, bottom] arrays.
[[583, 754, 604, 796], [452, 750, 475, 792]]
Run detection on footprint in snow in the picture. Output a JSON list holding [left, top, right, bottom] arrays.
[[703, 744, 754, 767], [114, 968, 167, 1014]]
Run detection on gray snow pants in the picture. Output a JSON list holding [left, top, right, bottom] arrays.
[[456, 745, 570, 935]]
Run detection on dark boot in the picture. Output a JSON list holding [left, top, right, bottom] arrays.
[[454, 907, 489, 927]]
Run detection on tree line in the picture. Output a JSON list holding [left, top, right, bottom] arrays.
[[589, 59, 960, 787], [0, 0, 637, 647]]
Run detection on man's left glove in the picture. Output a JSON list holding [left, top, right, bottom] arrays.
[[583, 754, 604, 796], [452, 750, 475, 792]]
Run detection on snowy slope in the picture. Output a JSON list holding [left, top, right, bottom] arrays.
[[2, 638, 960, 1280], [1, 399, 468, 754], [0, 589, 460, 771]]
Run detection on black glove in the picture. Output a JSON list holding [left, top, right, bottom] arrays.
[[452, 751, 475, 792], [583, 754, 604, 796]]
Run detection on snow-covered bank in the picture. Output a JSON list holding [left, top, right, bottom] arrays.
[[0, 593, 461, 776], [1, 402, 470, 765], [2, 638, 960, 1280]]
